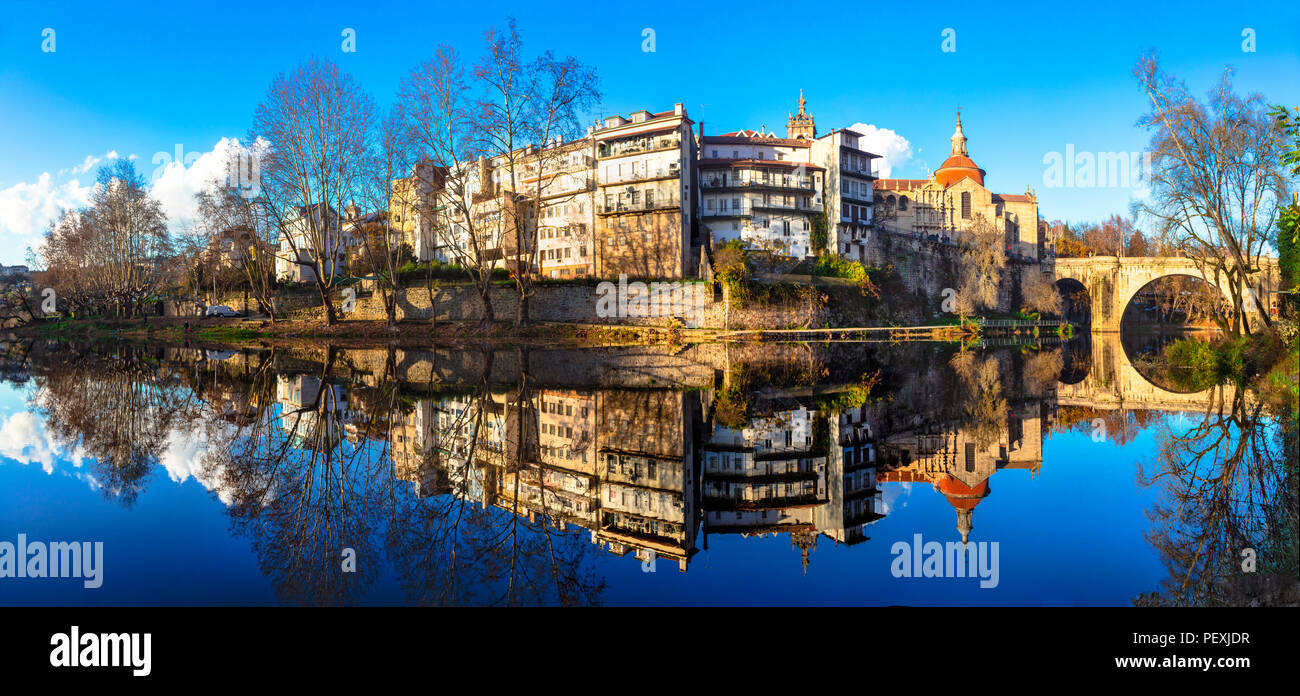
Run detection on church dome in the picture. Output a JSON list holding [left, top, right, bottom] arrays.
[[934, 113, 985, 187], [936, 475, 989, 511]]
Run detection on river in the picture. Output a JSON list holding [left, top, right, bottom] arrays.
[[0, 331, 1293, 606]]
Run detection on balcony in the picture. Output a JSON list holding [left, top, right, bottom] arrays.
[[596, 196, 682, 215], [701, 176, 814, 192], [702, 200, 819, 218], [600, 164, 680, 186], [597, 137, 681, 159]]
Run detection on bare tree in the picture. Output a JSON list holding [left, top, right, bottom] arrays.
[[194, 144, 281, 320], [400, 46, 501, 331], [1020, 266, 1063, 316], [475, 19, 600, 326], [1134, 56, 1288, 334], [252, 59, 375, 326], [37, 161, 173, 319], [358, 107, 417, 327], [953, 214, 1006, 318]]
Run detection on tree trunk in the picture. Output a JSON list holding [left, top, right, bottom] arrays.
[[478, 281, 494, 331]]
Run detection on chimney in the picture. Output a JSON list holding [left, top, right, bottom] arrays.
[[674, 102, 684, 116]]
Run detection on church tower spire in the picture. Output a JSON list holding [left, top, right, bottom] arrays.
[[787, 88, 816, 140], [950, 109, 968, 157]]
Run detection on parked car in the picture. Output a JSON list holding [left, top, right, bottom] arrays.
[[204, 305, 240, 318]]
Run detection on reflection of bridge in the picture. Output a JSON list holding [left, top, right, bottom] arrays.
[[1056, 332, 1235, 412], [1054, 256, 1281, 332]]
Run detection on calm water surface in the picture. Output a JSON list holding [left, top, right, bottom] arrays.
[[0, 332, 1291, 606]]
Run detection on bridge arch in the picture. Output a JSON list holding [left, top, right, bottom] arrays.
[[1054, 277, 1090, 326], [1055, 332, 1236, 411], [1052, 256, 1277, 333], [1119, 273, 1229, 329]]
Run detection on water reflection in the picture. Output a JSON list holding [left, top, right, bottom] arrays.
[[0, 333, 1292, 606]]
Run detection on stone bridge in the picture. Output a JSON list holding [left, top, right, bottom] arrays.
[[1052, 256, 1282, 332], [1056, 332, 1237, 413]]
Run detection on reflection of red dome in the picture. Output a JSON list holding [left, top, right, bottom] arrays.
[[936, 475, 989, 510]]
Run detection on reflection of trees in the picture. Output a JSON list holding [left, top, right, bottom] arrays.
[[1053, 406, 1161, 447], [34, 347, 202, 506], [1136, 389, 1297, 606], [1023, 348, 1063, 396], [950, 352, 1007, 448], [383, 347, 605, 606], [200, 348, 388, 605]]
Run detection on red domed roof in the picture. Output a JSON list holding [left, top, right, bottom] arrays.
[[935, 113, 985, 187], [935, 155, 984, 187]]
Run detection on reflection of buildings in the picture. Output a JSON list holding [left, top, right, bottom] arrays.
[[391, 388, 703, 571], [876, 401, 1046, 543], [276, 374, 352, 451], [700, 403, 885, 572], [595, 391, 700, 571], [389, 387, 897, 573]]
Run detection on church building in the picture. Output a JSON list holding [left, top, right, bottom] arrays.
[[874, 114, 1042, 260]]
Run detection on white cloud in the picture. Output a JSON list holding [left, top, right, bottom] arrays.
[[0, 410, 85, 474], [159, 419, 240, 506], [148, 138, 252, 233], [0, 172, 95, 253], [848, 123, 913, 178], [879, 481, 912, 515], [56, 149, 119, 177], [0, 140, 252, 260]]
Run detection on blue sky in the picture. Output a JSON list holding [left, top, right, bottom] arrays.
[[2, 0, 1299, 265]]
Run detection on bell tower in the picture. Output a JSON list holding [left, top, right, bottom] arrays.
[[787, 89, 816, 140], [950, 109, 968, 156]]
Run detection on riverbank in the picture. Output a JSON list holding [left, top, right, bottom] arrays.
[[15, 315, 692, 349], [14, 314, 1056, 349]]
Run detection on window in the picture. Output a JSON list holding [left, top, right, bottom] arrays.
[[899, 196, 909, 211], [961, 191, 972, 219], [711, 149, 718, 158]]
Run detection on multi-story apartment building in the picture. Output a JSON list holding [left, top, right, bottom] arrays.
[[495, 389, 600, 527], [523, 138, 597, 279], [389, 387, 701, 572], [424, 142, 598, 277], [276, 203, 351, 283], [698, 129, 824, 259], [390, 161, 445, 262], [811, 128, 879, 261], [594, 390, 701, 571], [696, 92, 879, 263], [593, 104, 699, 279], [275, 373, 352, 451]]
